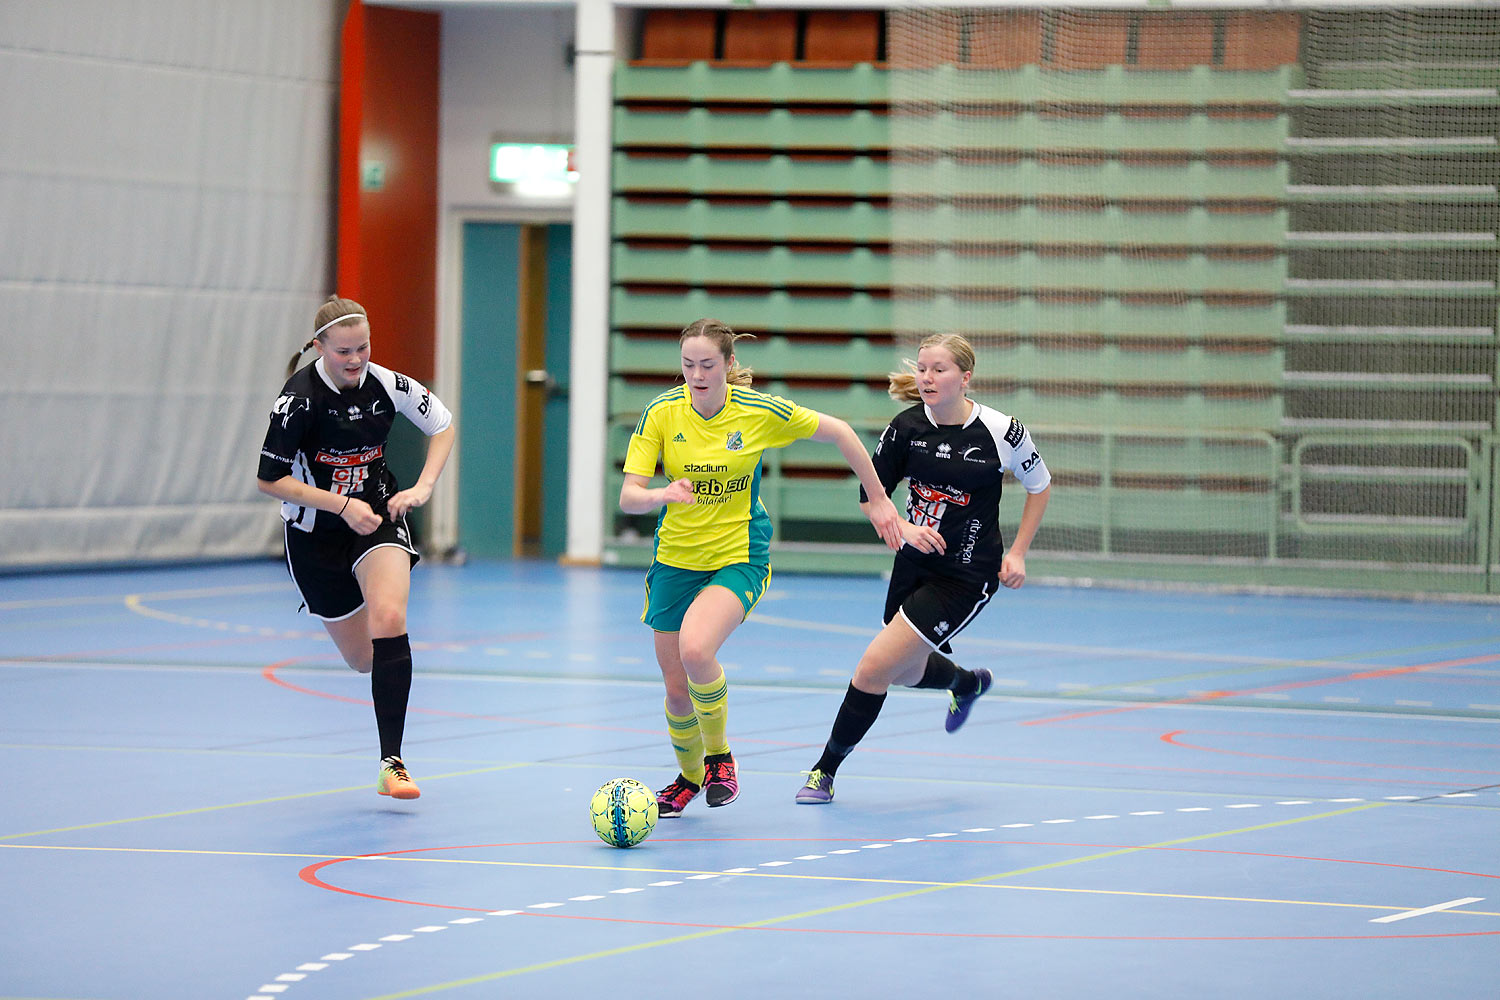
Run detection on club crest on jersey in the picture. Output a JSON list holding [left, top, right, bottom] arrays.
[[725, 430, 744, 451]]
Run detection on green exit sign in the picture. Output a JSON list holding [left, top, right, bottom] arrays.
[[489, 143, 577, 185]]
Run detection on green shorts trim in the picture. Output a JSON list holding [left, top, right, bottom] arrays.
[[641, 560, 771, 632]]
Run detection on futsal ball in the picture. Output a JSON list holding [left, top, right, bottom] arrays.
[[590, 778, 659, 848]]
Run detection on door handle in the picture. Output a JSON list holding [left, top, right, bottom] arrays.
[[524, 369, 568, 398]]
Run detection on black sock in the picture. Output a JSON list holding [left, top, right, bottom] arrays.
[[912, 651, 978, 697], [371, 633, 413, 760], [813, 684, 887, 777]]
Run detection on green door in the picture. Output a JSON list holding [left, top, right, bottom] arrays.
[[457, 221, 572, 559]]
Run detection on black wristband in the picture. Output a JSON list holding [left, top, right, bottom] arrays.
[[338, 496, 350, 517]]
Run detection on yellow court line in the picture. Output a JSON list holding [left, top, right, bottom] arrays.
[[0, 763, 532, 841], [0, 582, 286, 612], [7, 840, 1496, 921], [358, 800, 1495, 999]]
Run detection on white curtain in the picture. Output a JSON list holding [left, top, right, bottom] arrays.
[[0, 0, 340, 568]]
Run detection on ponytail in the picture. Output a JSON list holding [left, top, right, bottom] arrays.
[[887, 333, 977, 401], [285, 338, 317, 378]]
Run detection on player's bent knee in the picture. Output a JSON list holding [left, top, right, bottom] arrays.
[[676, 640, 717, 674], [366, 606, 407, 638]]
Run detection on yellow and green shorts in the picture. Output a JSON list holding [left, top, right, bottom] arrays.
[[640, 560, 771, 632]]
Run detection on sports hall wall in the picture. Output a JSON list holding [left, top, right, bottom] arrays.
[[1, 2, 344, 569], [6, 3, 1497, 598], [602, 7, 1500, 596]]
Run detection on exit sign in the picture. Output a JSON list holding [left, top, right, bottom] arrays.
[[490, 143, 577, 185]]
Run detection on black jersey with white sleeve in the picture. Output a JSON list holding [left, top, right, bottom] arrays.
[[257, 359, 452, 534], [859, 401, 1050, 580]]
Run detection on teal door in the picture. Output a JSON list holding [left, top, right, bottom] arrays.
[[457, 221, 572, 559]]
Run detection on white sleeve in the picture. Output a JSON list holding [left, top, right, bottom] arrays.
[[982, 406, 1051, 494], [369, 363, 453, 436]]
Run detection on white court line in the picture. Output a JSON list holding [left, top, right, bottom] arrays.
[[1370, 897, 1484, 924]]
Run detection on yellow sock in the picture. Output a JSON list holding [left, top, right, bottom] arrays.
[[666, 701, 706, 786], [687, 671, 730, 757]]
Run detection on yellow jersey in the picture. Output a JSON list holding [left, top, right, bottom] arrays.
[[624, 384, 821, 570]]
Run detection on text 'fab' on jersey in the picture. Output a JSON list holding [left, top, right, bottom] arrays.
[[624, 384, 820, 571], [862, 400, 1051, 579], [257, 358, 452, 533]]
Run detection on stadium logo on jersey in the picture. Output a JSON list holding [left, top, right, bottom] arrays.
[[673, 433, 686, 442], [962, 446, 986, 463], [936, 443, 951, 459], [271, 393, 309, 429], [725, 430, 744, 451], [1004, 418, 1026, 448], [395, 374, 410, 393]]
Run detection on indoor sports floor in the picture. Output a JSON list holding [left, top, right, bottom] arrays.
[[3, 559, 1498, 999]]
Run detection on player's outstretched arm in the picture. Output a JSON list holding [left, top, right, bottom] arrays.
[[809, 412, 902, 550]]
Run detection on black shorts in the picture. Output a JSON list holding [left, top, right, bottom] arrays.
[[282, 515, 419, 621], [882, 554, 995, 653]]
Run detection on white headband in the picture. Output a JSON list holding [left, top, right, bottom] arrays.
[[314, 313, 366, 338]]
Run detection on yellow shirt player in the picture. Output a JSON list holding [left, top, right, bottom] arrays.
[[624, 382, 818, 571], [619, 319, 904, 818]]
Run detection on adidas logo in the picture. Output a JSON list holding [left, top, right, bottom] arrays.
[[673, 433, 686, 442]]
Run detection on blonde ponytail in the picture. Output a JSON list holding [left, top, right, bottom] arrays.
[[887, 333, 977, 401], [285, 338, 317, 378]]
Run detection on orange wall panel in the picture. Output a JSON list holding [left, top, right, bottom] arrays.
[[337, 1, 441, 384]]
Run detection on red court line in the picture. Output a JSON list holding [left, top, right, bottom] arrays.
[[1073, 723, 1500, 750], [1161, 729, 1500, 777], [297, 838, 1499, 942], [1023, 651, 1500, 728]]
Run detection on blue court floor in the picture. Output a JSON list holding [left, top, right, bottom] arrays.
[[3, 559, 1498, 999]]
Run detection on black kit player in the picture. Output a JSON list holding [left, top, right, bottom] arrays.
[[257, 296, 455, 800], [796, 333, 1052, 804]]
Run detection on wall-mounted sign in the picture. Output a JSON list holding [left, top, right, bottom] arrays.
[[489, 143, 577, 186], [361, 160, 386, 191]]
